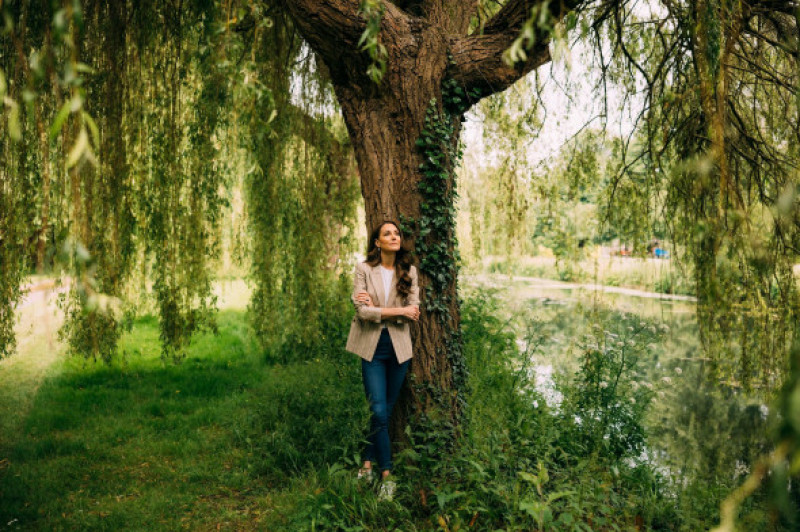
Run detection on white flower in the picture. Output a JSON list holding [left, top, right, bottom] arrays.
[[533, 400, 539, 408], [629, 397, 636, 404], [627, 326, 634, 332], [657, 391, 666, 399], [642, 381, 653, 390], [674, 367, 683, 375], [631, 382, 639, 391], [599, 381, 609, 389], [734, 460, 750, 477], [661, 376, 672, 385], [660, 324, 670, 333]]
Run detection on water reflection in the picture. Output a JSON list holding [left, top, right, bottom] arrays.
[[470, 276, 776, 512]]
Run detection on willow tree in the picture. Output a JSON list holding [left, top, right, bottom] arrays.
[[0, 0, 363, 364], [590, 0, 800, 389], [273, 0, 581, 425]]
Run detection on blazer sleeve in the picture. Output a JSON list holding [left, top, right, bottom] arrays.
[[407, 266, 420, 307], [352, 263, 382, 323]]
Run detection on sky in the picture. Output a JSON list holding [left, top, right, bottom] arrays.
[[462, 36, 646, 170]]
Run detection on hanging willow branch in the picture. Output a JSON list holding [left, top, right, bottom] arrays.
[[241, 7, 359, 360], [0, 0, 360, 362], [591, 0, 800, 391]]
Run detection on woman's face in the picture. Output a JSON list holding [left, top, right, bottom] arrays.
[[375, 223, 402, 253]]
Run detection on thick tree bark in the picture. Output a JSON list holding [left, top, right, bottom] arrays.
[[278, 0, 567, 429], [331, 20, 464, 427]]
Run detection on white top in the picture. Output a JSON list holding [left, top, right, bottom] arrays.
[[380, 266, 394, 306]]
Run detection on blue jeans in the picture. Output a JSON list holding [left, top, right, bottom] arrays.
[[362, 329, 410, 472]]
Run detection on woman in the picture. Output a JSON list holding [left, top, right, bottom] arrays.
[[346, 221, 420, 500]]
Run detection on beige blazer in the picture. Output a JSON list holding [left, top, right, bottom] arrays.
[[345, 262, 420, 363]]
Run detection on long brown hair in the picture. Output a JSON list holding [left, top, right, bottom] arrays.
[[365, 221, 414, 299]]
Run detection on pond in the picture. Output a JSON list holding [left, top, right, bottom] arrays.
[[466, 274, 775, 505]]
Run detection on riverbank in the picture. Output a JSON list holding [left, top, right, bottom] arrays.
[[0, 278, 783, 530]]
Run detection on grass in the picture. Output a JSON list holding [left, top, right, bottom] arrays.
[[1, 311, 276, 530], [0, 281, 788, 530], [0, 293, 63, 449], [1, 278, 371, 531]]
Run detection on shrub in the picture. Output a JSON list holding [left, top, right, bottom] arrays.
[[243, 355, 369, 480], [276, 291, 696, 529]]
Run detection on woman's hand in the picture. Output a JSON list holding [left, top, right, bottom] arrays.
[[402, 305, 420, 321], [357, 291, 419, 321], [356, 291, 374, 306]]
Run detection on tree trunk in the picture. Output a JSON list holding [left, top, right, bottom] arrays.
[[278, 0, 567, 433], [331, 23, 469, 433]]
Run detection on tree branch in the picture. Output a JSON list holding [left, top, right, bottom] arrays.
[[448, 0, 581, 97], [389, 0, 480, 22], [277, 0, 365, 58], [450, 34, 550, 96], [283, 102, 356, 180]]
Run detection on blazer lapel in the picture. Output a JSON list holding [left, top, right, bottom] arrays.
[[387, 269, 398, 306], [370, 265, 385, 307]]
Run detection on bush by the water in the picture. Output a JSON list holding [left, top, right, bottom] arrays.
[[295, 291, 679, 530]]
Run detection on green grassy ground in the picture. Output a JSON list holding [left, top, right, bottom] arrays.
[[1, 311, 271, 530], [0, 283, 785, 530], [0, 286, 369, 530]]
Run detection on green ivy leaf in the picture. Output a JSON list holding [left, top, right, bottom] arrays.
[[82, 111, 100, 150]]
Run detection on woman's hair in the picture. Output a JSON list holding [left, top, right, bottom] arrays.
[[365, 221, 414, 299]]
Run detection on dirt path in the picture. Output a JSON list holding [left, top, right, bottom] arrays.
[[0, 286, 64, 450], [0, 279, 250, 456]]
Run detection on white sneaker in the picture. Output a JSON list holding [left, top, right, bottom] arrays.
[[378, 479, 396, 501]]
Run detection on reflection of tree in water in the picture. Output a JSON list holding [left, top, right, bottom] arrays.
[[657, 371, 769, 478], [521, 294, 791, 522], [649, 358, 776, 515]]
